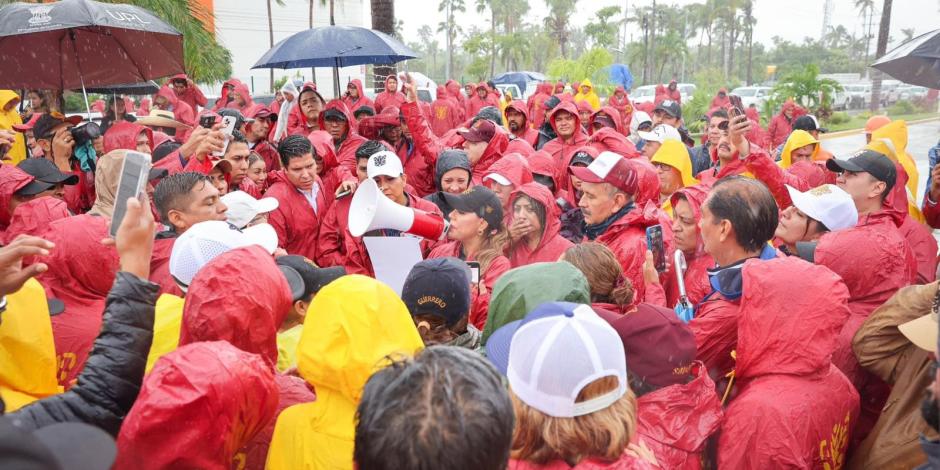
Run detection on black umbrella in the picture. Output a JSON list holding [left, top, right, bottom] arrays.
[[872, 28, 940, 88], [252, 25, 419, 97], [0, 0, 184, 109]]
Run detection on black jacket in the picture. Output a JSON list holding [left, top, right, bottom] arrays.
[[7, 272, 158, 436]]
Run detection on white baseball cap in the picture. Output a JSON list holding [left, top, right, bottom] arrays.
[[221, 191, 279, 229], [367, 150, 404, 179], [483, 173, 512, 186], [169, 220, 278, 291], [637, 124, 681, 143], [785, 184, 858, 231], [486, 302, 628, 418]]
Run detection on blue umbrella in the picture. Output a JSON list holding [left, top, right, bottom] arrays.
[[609, 64, 634, 91], [491, 71, 546, 97], [252, 25, 419, 97]]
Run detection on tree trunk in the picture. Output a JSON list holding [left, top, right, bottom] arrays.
[[267, 0, 275, 92], [490, 9, 496, 77], [371, 0, 396, 90], [727, 15, 736, 78], [870, 0, 892, 112], [746, 29, 753, 85], [310, 0, 316, 84]]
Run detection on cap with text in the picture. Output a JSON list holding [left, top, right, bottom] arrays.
[[568, 151, 638, 195]]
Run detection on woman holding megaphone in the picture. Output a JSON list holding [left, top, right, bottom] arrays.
[[428, 186, 510, 331]]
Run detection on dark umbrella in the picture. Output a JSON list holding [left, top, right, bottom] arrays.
[[252, 25, 419, 97], [491, 71, 546, 98], [0, 0, 183, 114], [872, 28, 940, 88], [74, 80, 161, 95]]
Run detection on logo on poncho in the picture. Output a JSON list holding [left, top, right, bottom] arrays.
[[28, 5, 53, 25]]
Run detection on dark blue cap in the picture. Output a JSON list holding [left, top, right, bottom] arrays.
[[401, 257, 472, 328]]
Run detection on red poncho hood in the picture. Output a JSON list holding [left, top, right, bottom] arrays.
[[527, 150, 561, 190], [588, 127, 640, 159], [508, 183, 566, 254], [5, 196, 69, 244], [484, 152, 532, 191], [588, 105, 625, 136], [0, 165, 34, 228], [736, 257, 850, 379], [307, 129, 342, 175], [114, 341, 279, 470], [103, 120, 153, 154], [474, 125, 510, 179], [504, 99, 531, 126], [548, 101, 585, 141], [179, 246, 293, 368]]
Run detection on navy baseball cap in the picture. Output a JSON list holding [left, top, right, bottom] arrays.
[[401, 257, 472, 327]]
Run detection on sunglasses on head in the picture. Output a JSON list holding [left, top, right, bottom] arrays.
[[717, 120, 730, 131]]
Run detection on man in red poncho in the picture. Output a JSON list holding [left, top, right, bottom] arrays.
[[429, 85, 461, 137], [569, 151, 660, 307], [718, 257, 859, 469], [244, 103, 281, 172], [169, 74, 208, 113], [286, 83, 325, 137], [212, 78, 242, 112], [342, 78, 374, 113], [317, 140, 379, 267], [541, 101, 588, 189], [689, 176, 781, 380], [374, 75, 405, 114], [466, 82, 499, 118], [767, 99, 802, 148], [266, 135, 328, 261], [526, 82, 552, 129], [319, 100, 367, 176], [445, 79, 467, 122], [503, 100, 538, 147], [152, 84, 196, 142], [339, 150, 442, 276], [709, 87, 730, 109]]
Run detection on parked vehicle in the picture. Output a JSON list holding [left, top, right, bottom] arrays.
[[898, 85, 928, 101], [494, 84, 523, 101], [677, 83, 697, 103], [731, 86, 773, 109], [631, 85, 656, 104], [842, 84, 871, 110]]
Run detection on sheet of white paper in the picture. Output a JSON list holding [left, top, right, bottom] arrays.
[[363, 236, 424, 296]]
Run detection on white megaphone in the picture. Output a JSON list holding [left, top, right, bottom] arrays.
[[348, 178, 450, 240]]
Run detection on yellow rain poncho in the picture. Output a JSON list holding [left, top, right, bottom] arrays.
[[867, 120, 924, 223], [779, 130, 820, 169], [266, 275, 424, 470], [574, 79, 601, 111], [651, 140, 699, 214], [0, 279, 62, 410], [144, 293, 185, 373], [0, 90, 26, 164]]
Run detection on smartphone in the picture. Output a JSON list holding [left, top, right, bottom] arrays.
[[335, 188, 352, 199], [212, 115, 237, 157], [728, 94, 745, 118], [199, 115, 216, 129], [646, 225, 666, 273], [467, 261, 481, 284], [110, 151, 152, 238]]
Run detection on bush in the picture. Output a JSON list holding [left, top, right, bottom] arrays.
[[888, 100, 916, 116], [826, 111, 850, 125]]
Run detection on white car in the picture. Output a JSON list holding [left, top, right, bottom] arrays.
[[494, 84, 523, 102], [841, 84, 871, 110], [731, 86, 773, 109], [898, 85, 928, 101], [631, 85, 656, 104], [676, 83, 697, 103]]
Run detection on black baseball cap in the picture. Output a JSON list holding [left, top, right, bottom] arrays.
[[32, 113, 82, 140], [18, 158, 80, 189], [322, 108, 348, 122], [401, 257, 472, 327], [459, 119, 496, 144], [826, 149, 897, 193], [570, 150, 595, 167], [793, 115, 828, 133], [275, 255, 346, 302], [0, 418, 116, 470], [442, 186, 504, 231], [354, 105, 375, 118], [544, 96, 561, 111], [654, 100, 682, 119]]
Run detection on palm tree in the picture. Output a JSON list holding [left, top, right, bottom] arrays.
[[544, 0, 577, 59], [855, 0, 875, 63], [476, 0, 498, 77], [438, 0, 465, 80], [371, 0, 396, 89], [741, 0, 756, 84], [267, 0, 286, 92], [870, 0, 892, 112]]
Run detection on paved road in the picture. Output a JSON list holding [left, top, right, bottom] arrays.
[[822, 119, 940, 200]]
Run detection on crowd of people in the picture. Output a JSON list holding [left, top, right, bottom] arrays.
[[0, 71, 938, 470]]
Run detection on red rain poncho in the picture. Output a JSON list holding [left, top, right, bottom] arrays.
[[211, 78, 243, 112], [102, 120, 153, 154], [307, 130, 354, 202], [484, 152, 533, 202], [266, 170, 328, 261], [526, 82, 552, 129], [709, 88, 730, 109], [504, 99, 539, 147], [169, 73, 208, 112], [428, 241, 511, 330], [377, 106, 435, 197], [429, 85, 461, 137], [178, 246, 316, 470], [114, 341, 279, 470], [507, 183, 573, 267], [587, 200, 662, 308], [341, 78, 374, 113], [0, 165, 35, 234], [606, 86, 634, 134], [40, 214, 118, 387], [244, 103, 283, 172], [541, 101, 588, 188], [635, 362, 723, 470], [286, 82, 323, 137], [154, 84, 195, 142], [766, 100, 804, 148], [718, 257, 859, 469], [4, 196, 69, 244], [466, 82, 500, 118], [373, 75, 406, 114]]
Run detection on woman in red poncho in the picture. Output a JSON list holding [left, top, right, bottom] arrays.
[[506, 183, 572, 268]]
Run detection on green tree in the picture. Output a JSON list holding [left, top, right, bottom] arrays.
[[438, 0, 466, 80], [544, 0, 577, 58], [584, 6, 620, 49], [772, 63, 843, 110]]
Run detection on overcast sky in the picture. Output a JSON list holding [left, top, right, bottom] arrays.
[[391, 0, 939, 52]]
